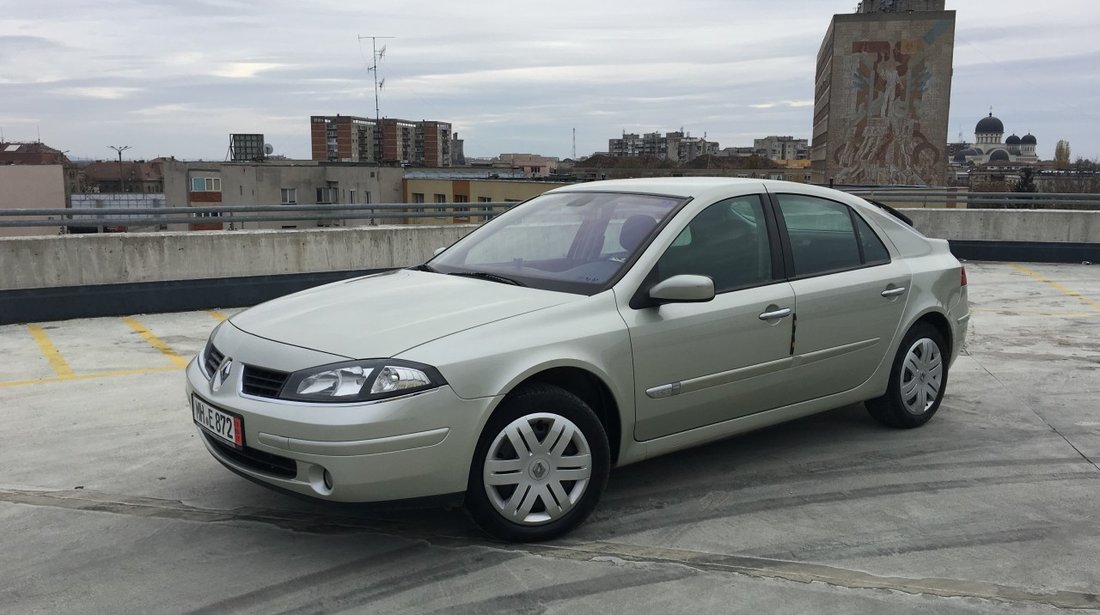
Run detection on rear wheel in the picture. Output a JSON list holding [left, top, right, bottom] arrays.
[[465, 384, 610, 542], [867, 322, 948, 429]]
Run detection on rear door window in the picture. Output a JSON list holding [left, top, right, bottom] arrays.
[[776, 195, 862, 277]]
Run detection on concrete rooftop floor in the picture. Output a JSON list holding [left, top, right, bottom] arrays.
[[1, 261, 1098, 613]]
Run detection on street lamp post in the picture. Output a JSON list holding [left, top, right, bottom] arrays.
[[108, 145, 132, 193]]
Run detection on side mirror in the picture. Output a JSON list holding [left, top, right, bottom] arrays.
[[433, 246, 447, 256], [648, 274, 715, 304]]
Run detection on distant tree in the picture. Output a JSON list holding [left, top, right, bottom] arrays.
[[1054, 140, 1071, 168], [1013, 167, 1037, 193]]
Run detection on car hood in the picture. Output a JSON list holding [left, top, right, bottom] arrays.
[[230, 269, 578, 359]]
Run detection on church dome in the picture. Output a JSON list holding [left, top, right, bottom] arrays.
[[989, 149, 1011, 162], [1021, 133, 1037, 145], [954, 148, 979, 162], [976, 113, 1005, 134], [1005, 134, 1022, 145]]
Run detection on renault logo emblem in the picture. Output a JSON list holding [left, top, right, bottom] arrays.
[[531, 460, 547, 480], [212, 357, 233, 392]]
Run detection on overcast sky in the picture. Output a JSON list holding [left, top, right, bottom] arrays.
[[2, 0, 1097, 162]]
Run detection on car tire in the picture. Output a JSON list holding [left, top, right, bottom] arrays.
[[465, 383, 610, 542], [866, 322, 949, 429]]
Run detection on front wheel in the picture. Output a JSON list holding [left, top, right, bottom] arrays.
[[866, 322, 948, 429], [465, 384, 610, 542]]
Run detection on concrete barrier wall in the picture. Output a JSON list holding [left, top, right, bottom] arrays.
[[2, 210, 1099, 292], [0, 225, 476, 291], [902, 208, 1100, 243]]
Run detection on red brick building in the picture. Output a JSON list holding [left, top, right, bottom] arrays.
[[0, 141, 70, 166], [310, 115, 452, 167]]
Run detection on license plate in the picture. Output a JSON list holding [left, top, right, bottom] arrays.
[[192, 396, 243, 448]]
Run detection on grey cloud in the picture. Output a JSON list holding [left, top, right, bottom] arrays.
[[3, 0, 1099, 160]]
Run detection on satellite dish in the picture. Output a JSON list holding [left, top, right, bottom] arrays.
[[263, 143, 274, 156]]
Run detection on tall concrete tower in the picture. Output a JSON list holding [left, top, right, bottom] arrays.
[[811, 1, 956, 186]]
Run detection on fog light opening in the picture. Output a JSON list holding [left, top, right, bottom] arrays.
[[322, 469, 334, 491]]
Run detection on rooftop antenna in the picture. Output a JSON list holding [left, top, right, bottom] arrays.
[[358, 35, 394, 163], [358, 35, 395, 125], [572, 128, 576, 159]]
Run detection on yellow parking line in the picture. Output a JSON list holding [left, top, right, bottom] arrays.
[[27, 325, 75, 378], [0, 366, 181, 389], [120, 317, 190, 368], [208, 310, 228, 322], [1011, 264, 1100, 312]]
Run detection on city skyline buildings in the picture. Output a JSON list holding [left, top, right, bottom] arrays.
[[2, 1, 1097, 163]]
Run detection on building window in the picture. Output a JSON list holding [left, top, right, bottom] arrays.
[[316, 187, 338, 204], [348, 190, 356, 203], [434, 194, 447, 203], [453, 195, 469, 203], [412, 193, 425, 203], [190, 177, 221, 192], [477, 196, 492, 203], [194, 211, 222, 219], [281, 188, 297, 204]]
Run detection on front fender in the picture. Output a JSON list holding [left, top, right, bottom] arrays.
[[396, 290, 635, 421]]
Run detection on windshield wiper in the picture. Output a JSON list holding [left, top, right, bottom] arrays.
[[446, 271, 526, 287], [409, 263, 438, 273]]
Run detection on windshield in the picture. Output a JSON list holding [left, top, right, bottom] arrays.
[[429, 191, 686, 294]]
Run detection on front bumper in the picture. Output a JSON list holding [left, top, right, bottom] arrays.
[[185, 357, 497, 503]]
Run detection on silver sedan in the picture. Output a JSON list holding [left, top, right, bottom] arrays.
[[186, 178, 969, 541]]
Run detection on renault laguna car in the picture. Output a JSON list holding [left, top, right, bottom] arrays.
[[186, 178, 969, 541]]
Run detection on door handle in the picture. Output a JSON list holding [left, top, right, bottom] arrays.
[[758, 307, 792, 320], [881, 286, 907, 297]]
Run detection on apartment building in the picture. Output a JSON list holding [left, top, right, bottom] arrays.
[[310, 115, 453, 167], [608, 131, 718, 163], [161, 160, 403, 231], [753, 136, 809, 161]]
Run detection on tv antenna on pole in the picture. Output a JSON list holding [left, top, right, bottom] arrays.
[[358, 35, 395, 124]]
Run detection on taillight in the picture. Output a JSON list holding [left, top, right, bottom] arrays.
[[960, 266, 967, 287]]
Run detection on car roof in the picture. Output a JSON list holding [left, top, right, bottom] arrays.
[[546, 177, 880, 213], [547, 177, 766, 199]]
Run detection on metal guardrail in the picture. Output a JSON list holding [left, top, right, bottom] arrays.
[[4, 190, 1100, 230], [0, 202, 521, 229], [845, 189, 1100, 209]]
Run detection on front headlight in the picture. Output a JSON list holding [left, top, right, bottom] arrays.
[[280, 359, 445, 403]]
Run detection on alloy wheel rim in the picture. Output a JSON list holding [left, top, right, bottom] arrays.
[[483, 412, 592, 525], [900, 337, 943, 414]]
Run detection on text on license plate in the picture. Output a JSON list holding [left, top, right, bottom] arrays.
[[192, 396, 243, 447]]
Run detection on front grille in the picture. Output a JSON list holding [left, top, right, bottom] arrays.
[[203, 432, 297, 478], [242, 365, 290, 398], [203, 343, 224, 378]]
